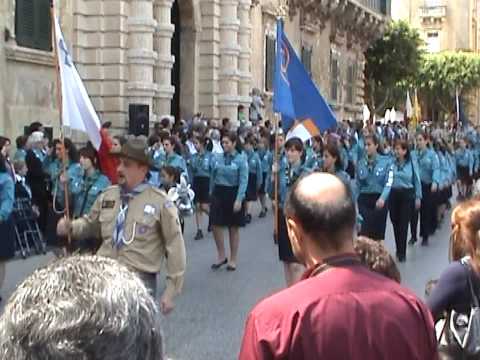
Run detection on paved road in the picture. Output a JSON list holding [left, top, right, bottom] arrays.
[[0, 204, 452, 360]]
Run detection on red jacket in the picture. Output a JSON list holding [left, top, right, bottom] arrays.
[[239, 255, 438, 360], [98, 129, 119, 184]]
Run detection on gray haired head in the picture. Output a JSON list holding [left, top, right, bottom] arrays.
[[0, 256, 163, 360]]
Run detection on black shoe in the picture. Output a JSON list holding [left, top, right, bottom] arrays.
[[397, 254, 406, 263], [259, 210, 266, 218], [408, 238, 417, 246], [207, 224, 212, 232], [194, 230, 204, 240], [211, 258, 227, 270], [421, 238, 429, 246], [245, 214, 252, 224]]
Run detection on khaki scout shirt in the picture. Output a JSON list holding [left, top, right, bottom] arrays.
[[71, 185, 186, 299]]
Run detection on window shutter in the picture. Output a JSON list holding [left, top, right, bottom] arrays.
[[15, 0, 51, 51], [15, 0, 35, 49], [265, 36, 276, 92], [34, 0, 52, 51]]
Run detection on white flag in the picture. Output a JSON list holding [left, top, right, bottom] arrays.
[[406, 91, 413, 118], [54, 17, 101, 149]]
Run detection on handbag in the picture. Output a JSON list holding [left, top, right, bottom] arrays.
[[440, 259, 480, 357]]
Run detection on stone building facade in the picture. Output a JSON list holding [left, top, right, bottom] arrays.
[[0, 0, 389, 141], [392, 0, 480, 124]]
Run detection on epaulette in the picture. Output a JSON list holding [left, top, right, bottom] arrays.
[[100, 185, 121, 195], [150, 186, 168, 198]]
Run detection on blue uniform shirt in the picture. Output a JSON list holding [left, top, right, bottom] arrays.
[[246, 149, 263, 189], [210, 151, 249, 202], [356, 154, 394, 202], [71, 170, 111, 217], [455, 148, 474, 175], [0, 172, 14, 222], [13, 148, 27, 162], [166, 153, 188, 179], [56, 162, 83, 209], [151, 148, 166, 170], [392, 157, 422, 200], [190, 151, 212, 178], [416, 148, 441, 185], [279, 161, 310, 207]]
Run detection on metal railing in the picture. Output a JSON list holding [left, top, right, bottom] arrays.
[[419, 5, 447, 19]]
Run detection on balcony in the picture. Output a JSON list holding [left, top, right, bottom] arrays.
[[356, 0, 390, 16], [419, 5, 447, 22]]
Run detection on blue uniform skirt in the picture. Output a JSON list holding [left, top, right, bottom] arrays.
[[258, 172, 268, 195], [358, 193, 388, 241], [210, 185, 245, 227], [246, 173, 258, 201], [193, 176, 210, 204], [457, 165, 472, 185], [0, 216, 16, 260]]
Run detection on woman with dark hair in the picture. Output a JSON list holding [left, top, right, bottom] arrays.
[[356, 134, 394, 243], [322, 141, 351, 186], [276, 137, 309, 286], [190, 135, 212, 240], [388, 139, 422, 262], [0, 151, 15, 302], [209, 131, 248, 271], [411, 132, 440, 246], [111, 135, 126, 154], [427, 198, 480, 358], [244, 135, 263, 224], [72, 146, 111, 218], [162, 136, 188, 180], [55, 138, 83, 214]]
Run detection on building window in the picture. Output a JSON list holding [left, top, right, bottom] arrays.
[[426, 31, 440, 53], [15, 0, 52, 51], [265, 35, 276, 92], [301, 46, 312, 76], [346, 63, 357, 105], [330, 50, 340, 102]]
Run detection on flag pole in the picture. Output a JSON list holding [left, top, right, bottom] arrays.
[[273, 112, 280, 244], [51, 1, 72, 248]]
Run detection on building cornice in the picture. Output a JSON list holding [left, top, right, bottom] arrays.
[[288, 0, 387, 49]]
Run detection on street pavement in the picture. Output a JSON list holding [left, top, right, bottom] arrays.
[[0, 204, 452, 360]]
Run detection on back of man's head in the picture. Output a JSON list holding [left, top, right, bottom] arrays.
[[0, 256, 163, 360], [285, 172, 356, 251]]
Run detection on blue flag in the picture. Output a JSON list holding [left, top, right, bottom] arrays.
[[273, 20, 337, 135]]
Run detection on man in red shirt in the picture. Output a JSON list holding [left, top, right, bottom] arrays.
[[239, 172, 438, 360]]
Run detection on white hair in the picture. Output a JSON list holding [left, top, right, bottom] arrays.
[[0, 255, 163, 360]]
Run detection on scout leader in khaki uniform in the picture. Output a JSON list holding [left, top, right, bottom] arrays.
[[57, 136, 186, 315]]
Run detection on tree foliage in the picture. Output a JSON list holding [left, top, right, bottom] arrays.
[[364, 21, 424, 114], [417, 52, 480, 114]]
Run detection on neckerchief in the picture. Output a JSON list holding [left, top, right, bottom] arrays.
[[112, 181, 150, 249]]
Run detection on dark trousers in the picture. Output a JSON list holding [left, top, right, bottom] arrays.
[[420, 182, 435, 239], [410, 208, 419, 240], [389, 188, 414, 258]]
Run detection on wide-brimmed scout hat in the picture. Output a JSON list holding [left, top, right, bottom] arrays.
[[114, 135, 151, 166]]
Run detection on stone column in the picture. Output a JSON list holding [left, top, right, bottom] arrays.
[[127, 0, 158, 118], [199, 0, 221, 119], [238, 0, 252, 118], [218, 0, 240, 125], [153, 0, 175, 120]]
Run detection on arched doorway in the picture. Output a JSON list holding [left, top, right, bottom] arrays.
[[171, 0, 199, 121]]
